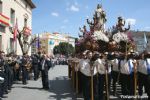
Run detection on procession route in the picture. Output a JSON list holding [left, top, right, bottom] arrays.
[[4, 65, 81, 100], [3, 65, 148, 100]]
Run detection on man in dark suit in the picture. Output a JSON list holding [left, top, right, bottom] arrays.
[[0, 51, 6, 98], [21, 53, 28, 85], [40, 54, 50, 90], [31, 54, 39, 80]]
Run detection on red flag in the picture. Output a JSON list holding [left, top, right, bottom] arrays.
[[13, 19, 18, 41]]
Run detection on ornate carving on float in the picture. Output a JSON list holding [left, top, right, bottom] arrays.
[[75, 4, 135, 53]]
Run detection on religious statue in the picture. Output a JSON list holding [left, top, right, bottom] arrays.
[[94, 4, 107, 31], [116, 16, 130, 32], [87, 17, 97, 33], [79, 25, 87, 37]]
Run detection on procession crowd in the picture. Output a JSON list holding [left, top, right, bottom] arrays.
[[0, 51, 68, 99], [68, 50, 150, 100]]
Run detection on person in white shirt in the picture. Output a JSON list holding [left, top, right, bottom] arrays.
[[95, 52, 111, 100], [110, 52, 120, 96], [120, 53, 137, 96], [138, 52, 150, 99], [79, 50, 98, 100]]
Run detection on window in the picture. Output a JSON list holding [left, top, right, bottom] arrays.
[[10, 8, 15, 26], [0, 1, 2, 13], [10, 38, 14, 52], [24, 18, 27, 27], [0, 25, 5, 33]]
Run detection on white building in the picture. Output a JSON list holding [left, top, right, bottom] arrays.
[[31, 32, 76, 55], [0, 0, 35, 55]]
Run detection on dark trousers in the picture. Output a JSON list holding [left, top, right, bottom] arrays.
[[81, 73, 98, 100], [7, 67, 14, 90], [98, 73, 111, 100], [0, 71, 5, 97], [41, 70, 49, 89], [120, 73, 135, 96], [138, 72, 147, 96], [147, 75, 150, 100], [78, 71, 82, 93], [112, 71, 119, 95], [33, 64, 39, 80], [15, 68, 21, 81], [138, 72, 150, 99], [22, 66, 28, 84], [68, 65, 71, 78]]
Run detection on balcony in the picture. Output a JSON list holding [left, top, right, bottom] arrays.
[[0, 13, 9, 26]]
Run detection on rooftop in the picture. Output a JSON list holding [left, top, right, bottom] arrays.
[[25, 0, 36, 9]]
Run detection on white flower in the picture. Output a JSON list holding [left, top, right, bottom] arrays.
[[113, 32, 128, 43], [93, 31, 109, 42]]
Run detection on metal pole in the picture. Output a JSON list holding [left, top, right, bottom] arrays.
[[133, 61, 137, 100], [91, 74, 94, 100], [75, 62, 79, 94], [105, 60, 109, 100]]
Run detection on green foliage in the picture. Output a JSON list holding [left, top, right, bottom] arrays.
[[53, 42, 75, 56]]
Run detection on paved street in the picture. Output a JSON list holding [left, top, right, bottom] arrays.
[[3, 65, 148, 100], [4, 65, 79, 100]]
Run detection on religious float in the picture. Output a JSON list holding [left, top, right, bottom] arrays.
[[69, 4, 138, 100]]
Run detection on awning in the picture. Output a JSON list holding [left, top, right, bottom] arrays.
[[0, 13, 9, 26]]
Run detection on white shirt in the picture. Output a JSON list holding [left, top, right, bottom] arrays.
[[0, 76, 4, 83], [42, 60, 45, 70], [138, 58, 150, 75], [110, 59, 119, 72], [79, 59, 97, 76], [120, 59, 135, 75], [95, 59, 111, 74]]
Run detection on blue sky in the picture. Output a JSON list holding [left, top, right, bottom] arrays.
[[32, 0, 150, 37]]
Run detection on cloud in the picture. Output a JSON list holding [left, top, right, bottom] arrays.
[[63, 19, 69, 23], [144, 27, 150, 30], [60, 26, 66, 29], [85, 5, 89, 9], [126, 18, 136, 25], [51, 12, 59, 17], [86, 16, 89, 19], [74, 2, 78, 6], [70, 5, 79, 12], [66, 1, 80, 12]]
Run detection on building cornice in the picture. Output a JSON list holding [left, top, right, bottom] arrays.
[[25, 0, 36, 9]]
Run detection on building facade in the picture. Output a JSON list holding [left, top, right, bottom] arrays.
[[0, 0, 35, 55], [132, 31, 150, 52], [31, 32, 76, 55]]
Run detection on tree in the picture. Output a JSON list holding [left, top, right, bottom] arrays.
[[10, 26, 37, 55], [53, 42, 75, 56]]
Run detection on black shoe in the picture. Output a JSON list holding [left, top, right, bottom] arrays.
[[23, 83, 27, 85], [1, 95, 8, 98], [113, 92, 117, 96], [8, 88, 11, 90], [4, 91, 8, 94], [44, 87, 49, 90]]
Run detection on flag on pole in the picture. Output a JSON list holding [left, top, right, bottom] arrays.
[[13, 19, 18, 41], [37, 34, 40, 49], [143, 33, 148, 49]]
